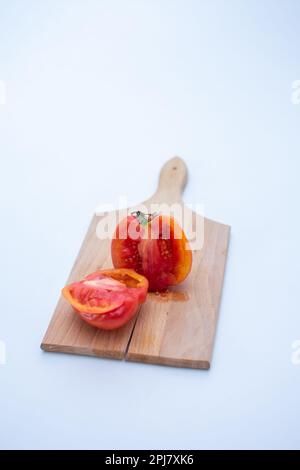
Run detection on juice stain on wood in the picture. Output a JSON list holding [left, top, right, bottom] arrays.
[[148, 290, 189, 302]]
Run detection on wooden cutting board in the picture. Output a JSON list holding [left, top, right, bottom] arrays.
[[41, 157, 230, 369]]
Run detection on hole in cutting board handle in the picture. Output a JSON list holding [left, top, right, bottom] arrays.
[[149, 157, 188, 205]]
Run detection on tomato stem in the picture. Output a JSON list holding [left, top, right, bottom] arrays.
[[131, 211, 158, 226]]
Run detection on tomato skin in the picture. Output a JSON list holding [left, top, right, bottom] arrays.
[[62, 269, 148, 330], [111, 215, 192, 291]]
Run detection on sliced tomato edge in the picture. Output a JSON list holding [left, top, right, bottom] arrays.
[[62, 268, 148, 316], [91, 268, 148, 288], [61, 285, 123, 315]]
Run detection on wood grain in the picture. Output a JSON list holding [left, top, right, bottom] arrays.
[[126, 216, 230, 369], [41, 216, 136, 359], [41, 157, 230, 369]]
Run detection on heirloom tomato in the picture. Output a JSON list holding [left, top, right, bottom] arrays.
[[111, 212, 192, 291], [62, 268, 148, 330]]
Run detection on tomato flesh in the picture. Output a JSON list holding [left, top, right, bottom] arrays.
[[62, 269, 148, 330], [111, 216, 143, 271], [111, 215, 192, 291]]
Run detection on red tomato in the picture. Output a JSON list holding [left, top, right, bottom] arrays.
[[111, 213, 192, 291], [62, 269, 148, 330]]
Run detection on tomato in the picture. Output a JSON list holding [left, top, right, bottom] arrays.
[[62, 269, 148, 330], [111, 212, 192, 291]]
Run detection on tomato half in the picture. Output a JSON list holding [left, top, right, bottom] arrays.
[[62, 269, 148, 330], [111, 213, 192, 291]]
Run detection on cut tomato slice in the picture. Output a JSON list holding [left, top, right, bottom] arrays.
[[62, 268, 148, 330]]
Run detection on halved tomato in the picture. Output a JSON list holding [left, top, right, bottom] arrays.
[[111, 213, 192, 291], [62, 269, 148, 330]]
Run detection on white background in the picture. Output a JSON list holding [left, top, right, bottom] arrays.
[[1, 0, 300, 449]]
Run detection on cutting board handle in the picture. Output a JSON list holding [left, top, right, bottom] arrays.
[[150, 156, 188, 204]]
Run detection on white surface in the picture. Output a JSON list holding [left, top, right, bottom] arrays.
[[1, 0, 300, 450]]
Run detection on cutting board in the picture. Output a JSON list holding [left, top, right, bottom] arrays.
[[41, 157, 230, 369]]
